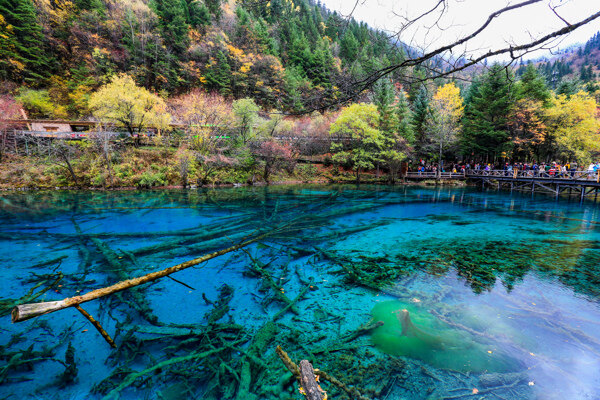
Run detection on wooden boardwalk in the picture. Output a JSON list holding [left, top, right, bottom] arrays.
[[404, 171, 466, 180], [468, 170, 600, 200], [404, 169, 600, 200]]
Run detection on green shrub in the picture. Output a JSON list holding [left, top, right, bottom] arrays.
[[137, 171, 167, 188], [16, 89, 67, 119]]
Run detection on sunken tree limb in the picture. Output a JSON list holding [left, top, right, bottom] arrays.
[[12, 232, 269, 323], [300, 360, 325, 400], [74, 305, 116, 348], [276, 346, 325, 400]]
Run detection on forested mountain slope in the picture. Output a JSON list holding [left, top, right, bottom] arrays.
[[0, 0, 412, 116]]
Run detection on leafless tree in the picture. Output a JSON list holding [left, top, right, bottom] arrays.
[[314, 0, 600, 110], [41, 139, 83, 188], [88, 130, 118, 187]]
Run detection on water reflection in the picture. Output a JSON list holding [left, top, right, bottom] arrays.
[[1, 186, 600, 399]]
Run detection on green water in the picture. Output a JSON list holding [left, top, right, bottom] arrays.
[[1, 185, 600, 399]]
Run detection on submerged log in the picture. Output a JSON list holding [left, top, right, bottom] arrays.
[[340, 320, 384, 343], [299, 360, 325, 400], [12, 233, 268, 324], [101, 340, 245, 400], [276, 345, 371, 400]]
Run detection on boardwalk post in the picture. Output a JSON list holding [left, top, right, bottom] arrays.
[[581, 186, 585, 202]]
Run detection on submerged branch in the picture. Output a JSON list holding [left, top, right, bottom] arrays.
[[12, 232, 270, 324]]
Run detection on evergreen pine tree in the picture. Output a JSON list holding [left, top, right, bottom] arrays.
[[340, 31, 359, 62], [184, 0, 210, 28], [204, 50, 231, 96], [204, 0, 222, 21], [153, 0, 189, 55], [517, 64, 551, 105], [373, 78, 396, 135], [0, 0, 48, 83], [557, 78, 582, 97], [411, 86, 431, 154], [461, 64, 515, 160], [396, 88, 415, 144]]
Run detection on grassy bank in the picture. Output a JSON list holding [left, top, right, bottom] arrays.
[[0, 147, 471, 190]]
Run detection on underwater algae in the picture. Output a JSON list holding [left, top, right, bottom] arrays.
[[370, 300, 521, 373], [5, 186, 600, 399]]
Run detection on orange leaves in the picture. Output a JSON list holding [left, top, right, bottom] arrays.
[[508, 98, 547, 155], [226, 44, 245, 60]]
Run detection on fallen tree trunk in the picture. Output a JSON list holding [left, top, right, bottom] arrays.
[[299, 360, 325, 400], [12, 232, 268, 324]]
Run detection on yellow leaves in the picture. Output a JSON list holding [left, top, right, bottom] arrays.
[[546, 91, 600, 163], [9, 59, 25, 71], [330, 103, 381, 141], [240, 62, 253, 74], [188, 29, 203, 42], [89, 74, 171, 130], [433, 82, 464, 121], [226, 44, 245, 60]]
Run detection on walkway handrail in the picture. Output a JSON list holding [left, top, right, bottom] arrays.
[[466, 169, 600, 181], [405, 171, 463, 178]]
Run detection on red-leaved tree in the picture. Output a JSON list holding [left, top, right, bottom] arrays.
[[0, 95, 22, 161], [252, 140, 296, 183]]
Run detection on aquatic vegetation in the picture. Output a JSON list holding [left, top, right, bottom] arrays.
[[1, 186, 600, 399], [389, 236, 600, 297], [370, 300, 521, 372]]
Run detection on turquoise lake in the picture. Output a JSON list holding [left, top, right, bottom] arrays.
[[2, 185, 600, 399]]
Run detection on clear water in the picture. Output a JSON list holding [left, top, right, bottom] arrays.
[[1, 185, 600, 400]]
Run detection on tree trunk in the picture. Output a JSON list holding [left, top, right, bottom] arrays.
[[299, 360, 324, 400], [12, 233, 268, 323], [62, 158, 81, 188]]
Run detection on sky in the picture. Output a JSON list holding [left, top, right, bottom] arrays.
[[319, 0, 600, 61]]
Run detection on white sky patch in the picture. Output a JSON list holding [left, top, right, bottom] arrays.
[[320, 0, 600, 61]]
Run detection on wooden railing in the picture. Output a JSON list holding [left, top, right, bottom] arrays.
[[405, 171, 465, 179], [404, 169, 600, 182], [466, 169, 600, 181]]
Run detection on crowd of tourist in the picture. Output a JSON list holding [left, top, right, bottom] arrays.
[[409, 160, 600, 178]]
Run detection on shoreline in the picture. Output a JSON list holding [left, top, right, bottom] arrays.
[[0, 178, 469, 192]]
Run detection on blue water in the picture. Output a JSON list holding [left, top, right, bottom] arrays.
[[2, 186, 600, 399]]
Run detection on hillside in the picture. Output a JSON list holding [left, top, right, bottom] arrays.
[[516, 31, 600, 91], [0, 0, 415, 116]]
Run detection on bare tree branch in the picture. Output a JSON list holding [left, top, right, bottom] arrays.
[[296, 2, 600, 113]]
